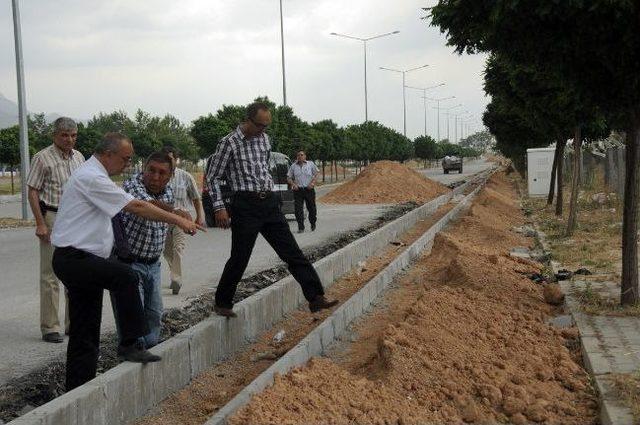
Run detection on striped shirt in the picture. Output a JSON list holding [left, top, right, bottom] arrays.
[[205, 126, 273, 210], [169, 168, 200, 210], [287, 160, 319, 188], [120, 173, 174, 260], [26, 144, 85, 208]]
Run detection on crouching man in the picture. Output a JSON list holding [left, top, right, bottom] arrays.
[[51, 133, 205, 390], [112, 151, 187, 348]]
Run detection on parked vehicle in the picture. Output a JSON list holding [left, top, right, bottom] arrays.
[[442, 155, 463, 174], [202, 152, 295, 227]]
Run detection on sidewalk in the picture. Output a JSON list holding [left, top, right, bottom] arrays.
[[538, 231, 638, 424]]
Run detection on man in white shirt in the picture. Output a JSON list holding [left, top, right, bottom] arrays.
[[287, 150, 319, 233], [51, 132, 204, 390]]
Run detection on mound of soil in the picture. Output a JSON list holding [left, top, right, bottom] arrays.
[[320, 161, 449, 205], [230, 172, 597, 425]]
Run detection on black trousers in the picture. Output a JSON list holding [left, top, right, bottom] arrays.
[[293, 188, 317, 230], [52, 246, 148, 391], [215, 193, 324, 309]]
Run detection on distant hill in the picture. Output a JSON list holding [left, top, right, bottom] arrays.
[[0, 92, 65, 129]]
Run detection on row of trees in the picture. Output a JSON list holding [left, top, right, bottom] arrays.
[[429, 1, 640, 305], [1, 96, 485, 191]]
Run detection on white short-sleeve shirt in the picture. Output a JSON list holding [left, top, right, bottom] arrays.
[[51, 155, 135, 258]]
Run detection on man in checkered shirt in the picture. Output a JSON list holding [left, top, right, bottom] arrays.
[[113, 151, 188, 348], [206, 101, 338, 317]]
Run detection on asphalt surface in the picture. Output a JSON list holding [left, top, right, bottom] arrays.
[[0, 159, 491, 385]]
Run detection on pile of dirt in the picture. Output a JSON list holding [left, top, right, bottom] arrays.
[[320, 160, 449, 204], [230, 172, 598, 425]]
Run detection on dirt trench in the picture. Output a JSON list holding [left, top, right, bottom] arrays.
[[230, 173, 598, 425]]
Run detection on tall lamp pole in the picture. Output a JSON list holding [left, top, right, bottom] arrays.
[[279, 0, 287, 106], [11, 0, 30, 219], [379, 64, 429, 137], [330, 30, 400, 122], [424, 96, 455, 142], [405, 83, 444, 137]]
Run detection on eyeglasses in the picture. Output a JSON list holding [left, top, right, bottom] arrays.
[[249, 117, 269, 130]]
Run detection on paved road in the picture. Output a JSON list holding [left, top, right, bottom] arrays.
[[0, 159, 492, 385], [419, 158, 491, 186]]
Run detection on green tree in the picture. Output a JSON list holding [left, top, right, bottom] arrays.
[[430, 0, 640, 304], [459, 130, 493, 152], [0, 126, 29, 194]]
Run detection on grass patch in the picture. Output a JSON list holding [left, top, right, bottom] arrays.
[[529, 187, 622, 276], [573, 283, 640, 316], [0, 177, 21, 196], [611, 371, 640, 421], [0, 218, 34, 228]]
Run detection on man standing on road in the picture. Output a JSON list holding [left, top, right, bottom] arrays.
[[287, 150, 319, 233], [160, 146, 205, 295], [113, 151, 182, 348], [206, 102, 338, 318], [26, 117, 85, 344], [51, 133, 204, 390]]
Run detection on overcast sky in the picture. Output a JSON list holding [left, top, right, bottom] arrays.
[[0, 0, 488, 141]]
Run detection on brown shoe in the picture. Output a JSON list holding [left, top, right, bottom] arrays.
[[214, 305, 237, 318], [309, 295, 339, 313]]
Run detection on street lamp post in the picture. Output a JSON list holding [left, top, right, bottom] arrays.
[[379, 64, 429, 137], [11, 0, 30, 219], [279, 0, 287, 106], [330, 30, 400, 122], [405, 83, 444, 137], [442, 104, 462, 141], [424, 96, 455, 141]]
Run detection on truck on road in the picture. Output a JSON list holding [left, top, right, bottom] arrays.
[[442, 156, 463, 174]]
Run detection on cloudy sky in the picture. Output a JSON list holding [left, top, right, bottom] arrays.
[[0, 0, 488, 141]]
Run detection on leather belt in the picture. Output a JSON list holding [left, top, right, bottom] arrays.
[[236, 190, 273, 200]]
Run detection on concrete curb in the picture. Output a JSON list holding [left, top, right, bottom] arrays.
[[204, 174, 491, 425], [9, 169, 494, 425], [534, 229, 634, 425]]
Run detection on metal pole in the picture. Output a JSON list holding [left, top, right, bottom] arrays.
[[279, 0, 287, 106], [402, 72, 406, 137], [436, 99, 440, 142], [12, 0, 30, 220], [363, 40, 368, 121], [446, 113, 450, 141], [454, 115, 457, 143], [422, 89, 427, 137]]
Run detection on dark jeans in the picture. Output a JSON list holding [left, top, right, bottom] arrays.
[[52, 246, 148, 391], [293, 188, 317, 230], [215, 192, 324, 309]]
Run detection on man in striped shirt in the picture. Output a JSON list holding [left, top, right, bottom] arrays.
[[205, 102, 338, 317], [26, 117, 85, 343]]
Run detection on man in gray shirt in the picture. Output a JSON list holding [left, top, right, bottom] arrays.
[[287, 150, 319, 233]]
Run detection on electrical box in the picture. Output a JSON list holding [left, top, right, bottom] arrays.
[[527, 147, 556, 197]]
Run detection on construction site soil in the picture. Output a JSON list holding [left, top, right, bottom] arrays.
[[133, 196, 461, 425], [0, 202, 417, 423], [320, 161, 449, 205], [231, 173, 598, 425]]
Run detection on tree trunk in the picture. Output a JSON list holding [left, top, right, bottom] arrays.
[[334, 161, 338, 182], [321, 160, 326, 182], [547, 142, 561, 205], [555, 140, 566, 216], [10, 168, 15, 195], [621, 119, 640, 305], [566, 127, 582, 236]]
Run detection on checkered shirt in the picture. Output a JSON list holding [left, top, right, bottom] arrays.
[[205, 126, 274, 210], [120, 173, 174, 260]]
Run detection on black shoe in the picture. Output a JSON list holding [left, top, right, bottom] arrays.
[[42, 332, 63, 343], [214, 305, 237, 318], [297, 228, 304, 234], [118, 342, 161, 363], [311, 223, 316, 231], [309, 295, 339, 313]]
